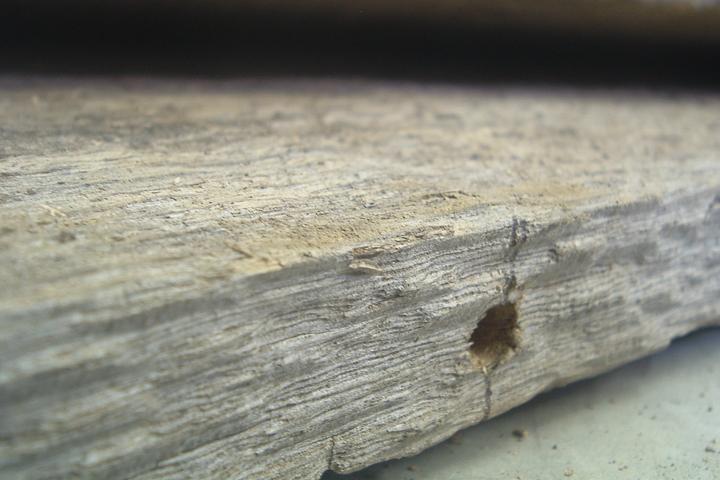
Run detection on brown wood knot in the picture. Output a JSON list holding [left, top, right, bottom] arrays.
[[469, 302, 519, 370]]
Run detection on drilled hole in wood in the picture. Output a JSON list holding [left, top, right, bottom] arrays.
[[469, 302, 519, 370]]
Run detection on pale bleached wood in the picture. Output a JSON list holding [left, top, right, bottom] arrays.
[[1, 78, 720, 480]]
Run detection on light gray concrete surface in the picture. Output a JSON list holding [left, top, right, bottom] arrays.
[[324, 327, 720, 480]]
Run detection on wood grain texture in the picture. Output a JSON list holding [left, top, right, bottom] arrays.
[[1, 78, 720, 479]]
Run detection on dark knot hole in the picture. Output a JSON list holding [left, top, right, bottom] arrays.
[[469, 302, 519, 370]]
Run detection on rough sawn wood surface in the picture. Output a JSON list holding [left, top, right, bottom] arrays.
[[1, 78, 720, 479]]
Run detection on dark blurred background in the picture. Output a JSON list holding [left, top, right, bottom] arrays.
[[1, 0, 719, 88]]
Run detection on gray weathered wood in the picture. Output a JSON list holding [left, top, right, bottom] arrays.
[[1, 78, 719, 480]]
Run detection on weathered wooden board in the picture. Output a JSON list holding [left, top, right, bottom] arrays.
[[1, 78, 720, 480]]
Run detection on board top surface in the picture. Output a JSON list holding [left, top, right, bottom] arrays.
[[1, 79, 719, 313]]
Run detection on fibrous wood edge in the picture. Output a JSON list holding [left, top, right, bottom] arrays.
[[1, 78, 719, 480]]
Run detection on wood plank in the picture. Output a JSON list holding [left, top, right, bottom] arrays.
[[1, 78, 719, 479]]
